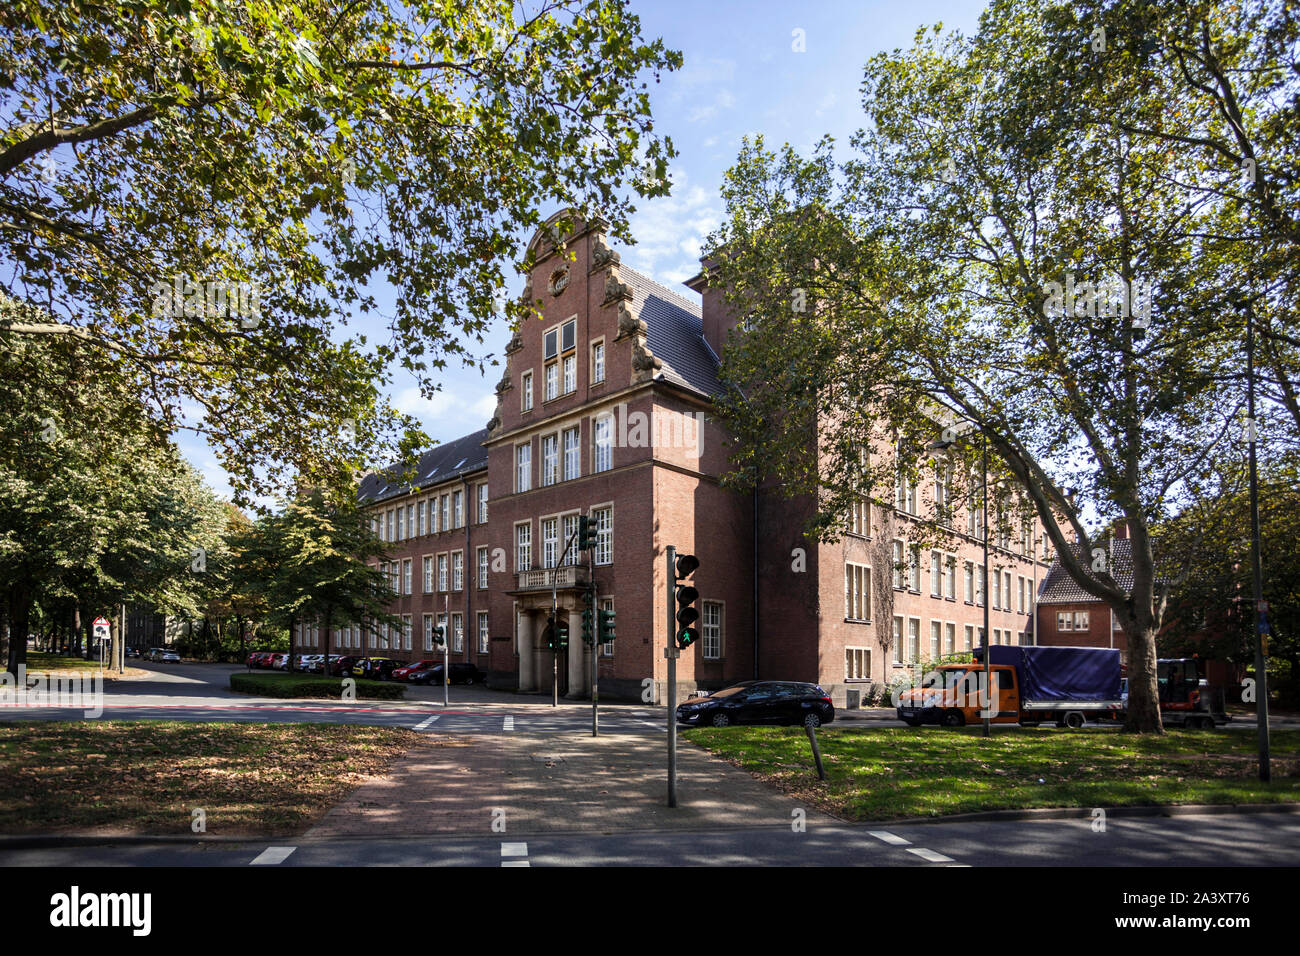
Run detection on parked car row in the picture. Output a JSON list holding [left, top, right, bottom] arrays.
[[243, 651, 485, 685], [144, 647, 181, 663]]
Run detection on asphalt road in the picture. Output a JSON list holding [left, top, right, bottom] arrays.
[[3, 811, 1298, 867]]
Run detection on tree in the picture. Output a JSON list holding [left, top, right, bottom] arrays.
[[247, 489, 399, 676], [0, 0, 681, 500], [703, 0, 1293, 732]]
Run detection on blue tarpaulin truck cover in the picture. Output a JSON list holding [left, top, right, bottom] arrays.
[[973, 645, 1122, 703]]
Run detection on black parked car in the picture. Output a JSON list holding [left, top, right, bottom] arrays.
[[416, 662, 486, 686], [676, 680, 835, 728]]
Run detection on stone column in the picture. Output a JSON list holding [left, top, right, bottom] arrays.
[[566, 613, 588, 698], [517, 608, 535, 692]]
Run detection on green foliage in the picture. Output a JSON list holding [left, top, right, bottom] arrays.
[[705, 0, 1299, 732], [0, 0, 681, 501]]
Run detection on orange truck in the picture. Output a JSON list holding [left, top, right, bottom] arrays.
[[896, 645, 1125, 729]]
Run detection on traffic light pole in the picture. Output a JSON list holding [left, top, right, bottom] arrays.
[[590, 577, 599, 738], [443, 593, 449, 708], [666, 545, 679, 808]]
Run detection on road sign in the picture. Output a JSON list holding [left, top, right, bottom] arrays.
[[92, 616, 110, 640]]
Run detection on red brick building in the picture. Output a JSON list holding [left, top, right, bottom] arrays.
[[348, 210, 1058, 705]]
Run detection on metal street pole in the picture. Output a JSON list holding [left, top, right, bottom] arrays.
[[982, 435, 991, 737], [443, 593, 449, 708], [666, 545, 679, 808], [590, 538, 599, 736], [1246, 306, 1271, 782]]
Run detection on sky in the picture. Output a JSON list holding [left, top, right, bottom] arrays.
[[177, 0, 990, 503]]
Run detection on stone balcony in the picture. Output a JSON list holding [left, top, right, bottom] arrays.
[[514, 564, 590, 593]]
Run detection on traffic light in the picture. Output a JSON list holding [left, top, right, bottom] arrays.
[[543, 616, 555, 650], [555, 618, 569, 650], [674, 553, 700, 649], [581, 608, 595, 645], [577, 514, 596, 550], [432, 625, 446, 648], [599, 608, 616, 643]]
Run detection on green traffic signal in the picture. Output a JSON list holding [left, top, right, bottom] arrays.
[[677, 625, 699, 648], [599, 608, 616, 642], [674, 553, 700, 649], [582, 609, 595, 645]]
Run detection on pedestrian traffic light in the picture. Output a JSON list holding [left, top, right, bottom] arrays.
[[577, 514, 596, 550], [544, 616, 555, 650], [432, 625, 446, 648], [674, 553, 700, 649], [555, 618, 569, 650], [599, 608, 616, 643], [581, 608, 595, 645]]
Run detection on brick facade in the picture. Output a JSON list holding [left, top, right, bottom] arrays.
[[353, 210, 1057, 704]]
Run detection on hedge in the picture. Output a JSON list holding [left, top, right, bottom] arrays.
[[229, 672, 406, 700]]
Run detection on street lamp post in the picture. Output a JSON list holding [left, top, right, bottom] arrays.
[[1245, 304, 1271, 782]]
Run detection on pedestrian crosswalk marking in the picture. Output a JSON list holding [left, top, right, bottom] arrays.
[[250, 846, 296, 865], [906, 847, 954, 863], [413, 715, 440, 730], [867, 830, 911, 846]]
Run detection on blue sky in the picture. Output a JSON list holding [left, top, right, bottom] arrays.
[[180, 0, 988, 502]]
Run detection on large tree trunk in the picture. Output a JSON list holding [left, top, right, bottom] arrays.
[[6, 582, 30, 678], [1123, 621, 1164, 733], [323, 608, 333, 678]]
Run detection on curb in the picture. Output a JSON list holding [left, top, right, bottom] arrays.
[[866, 801, 1300, 826]]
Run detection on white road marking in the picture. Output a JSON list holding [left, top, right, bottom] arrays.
[[867, 830, 911, 846], [501, 842, 528, 866], [413, 715, 440, 730], [250, 846, 297, 865], [501, 860, 531, 867], [503, 716, 514, 731], [906, 847, 955, 863]]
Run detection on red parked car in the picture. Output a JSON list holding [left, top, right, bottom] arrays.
[[392, 660, 439, 682]]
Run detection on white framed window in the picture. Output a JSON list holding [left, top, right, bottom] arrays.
[[844, 563, 871, 622], [907, 618, 920, 663], [516, 523, 532, 572], [702, 600, 722, 659], [437, 554, 448, 592], [592, 341, 605, 383], [845, 647, 871, 681], [397, 507, 405, 541], [563, 427, 580, 480], [964, 624, 974, 651], [562, 513, 580, 566], [451, 613, 464, 653], [892, 616, 904, 664], [453, 490, 463, 528], [992, 569, 1001, 609], [417, 500, 425, 537], [478, 546, 490, 589], [542, 517, 559, 569], [593, 507, 612, 565], [452, 550, 463, 591], [1005, 571, 1013, 611], [545, 362, 558, 401], [423, 614, 434, 651], [1075, 610, 1090, 630], [477, 483, 489, 523], [478, 612, 490, 654], [563, 354, 576, 394], [542, 434, 559, 486], [429, 497, 438, 534], [930, 551, 941, 597], [403, 615, 412, 651], [930, 620, 941, 659], [976, 564, 985, 606], [386, 510, 393, 541], [892, 539, 905, 589], [440, 494, 449, 531], [402, 558, 412, 595], [521, 370, 533, 411], [944, 622, 956, 655], [593, 415, 612, 472], [516, 442, 532, 493], [907, 545, 920, 592], [944, 556, 956, 600], [851, 499, 869, 536]]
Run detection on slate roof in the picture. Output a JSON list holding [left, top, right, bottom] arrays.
[[1038, 538, 1134, 604], [357, 428, 488, 505], [621, 267, 722, 399]]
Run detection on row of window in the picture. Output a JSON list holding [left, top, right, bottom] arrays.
[[294, 614, 489, 655], [515, 417, 613, 492], [371, 483, 489, 543], [886, 617, 1029, 667], [886, 543, 1038, 612], [891, 462, 1052, 560], [515, 507, 612, 571], [380, 547, 497, 596], [520, 319, 606, 411]]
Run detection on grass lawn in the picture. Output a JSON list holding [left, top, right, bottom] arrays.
[[682, 726, 1300, 822], [22, 653, 113, 673], [0, 721, 418, 835]]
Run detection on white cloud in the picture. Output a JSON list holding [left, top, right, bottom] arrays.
[[622, 171, 722, 287]]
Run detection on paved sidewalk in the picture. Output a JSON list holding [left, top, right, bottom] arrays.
[[305, 731, 839, 839]]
